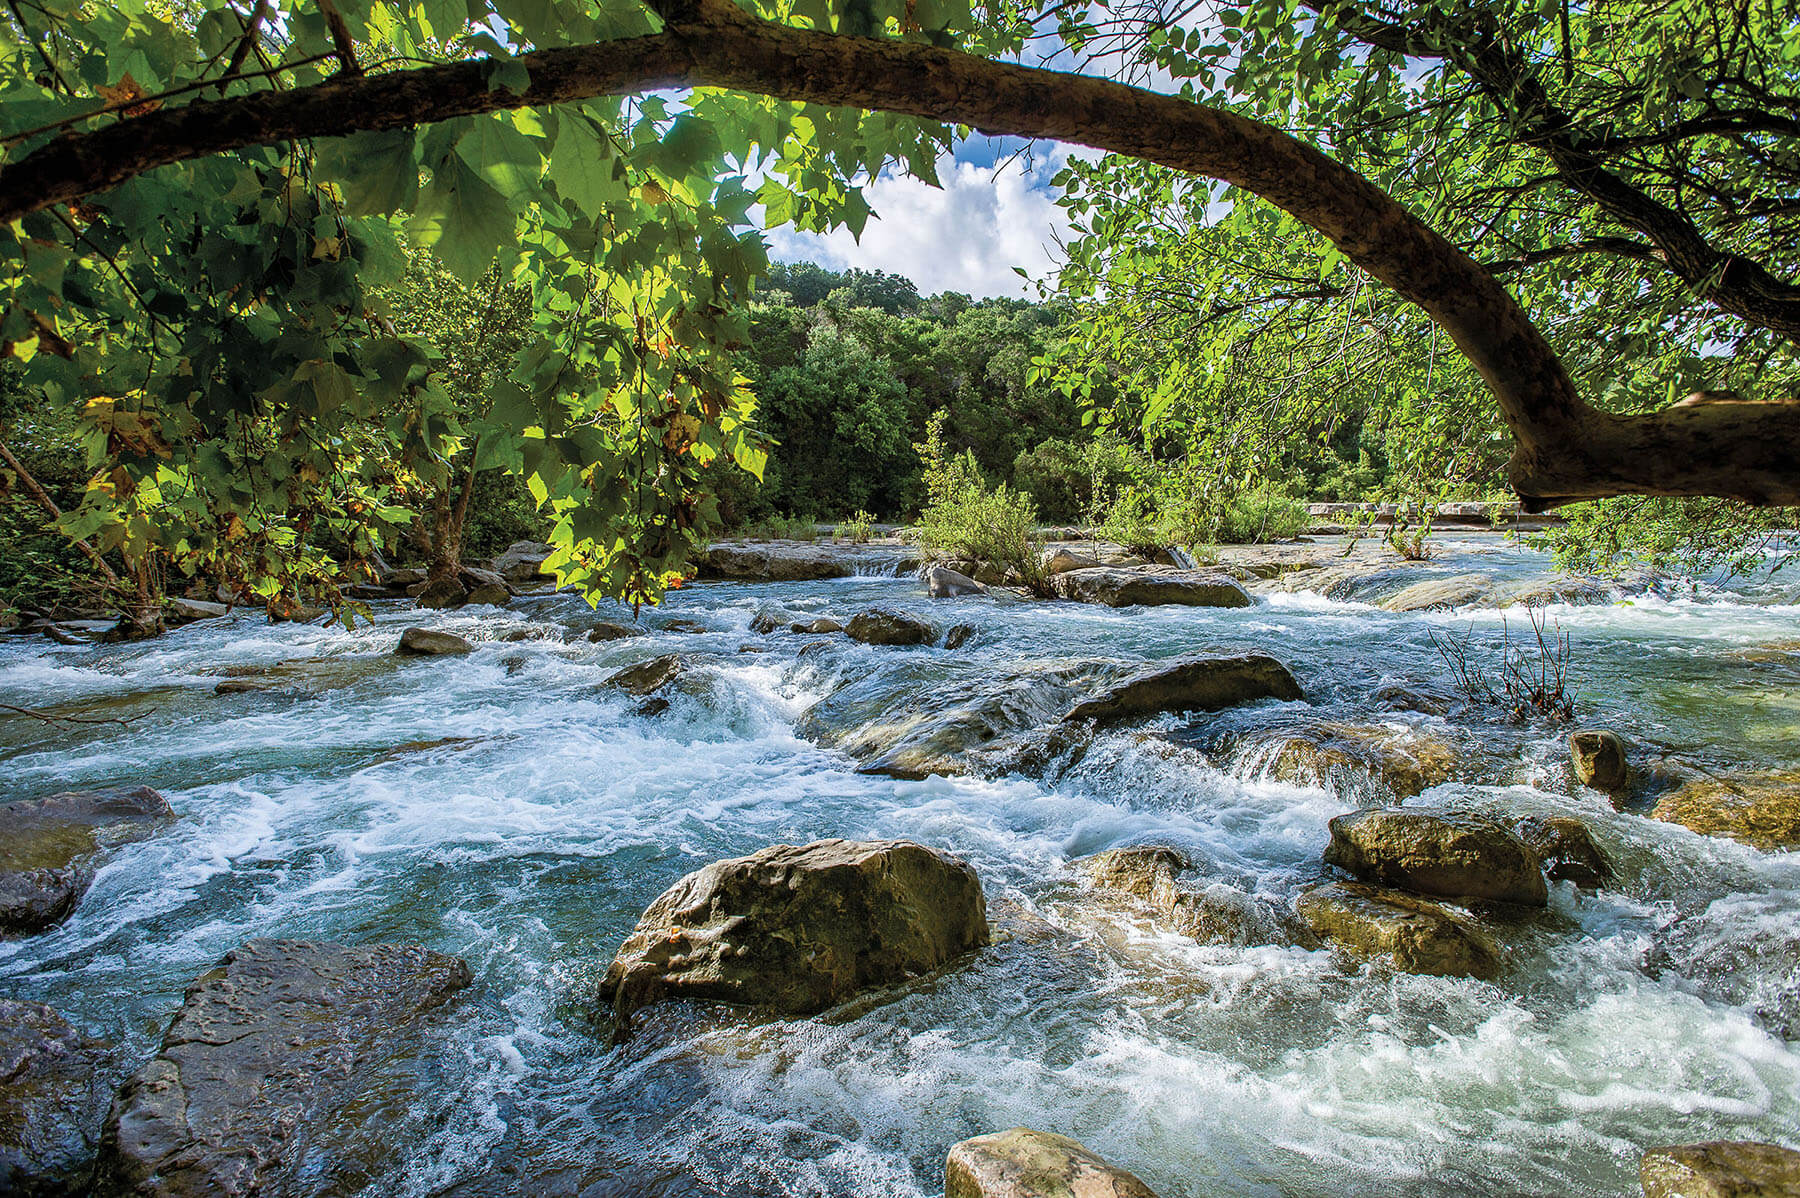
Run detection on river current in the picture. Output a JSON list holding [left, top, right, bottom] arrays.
[[3, 534, 1799, 1197]]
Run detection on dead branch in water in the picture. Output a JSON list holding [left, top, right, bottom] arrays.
[[0, 703, 151, 727]]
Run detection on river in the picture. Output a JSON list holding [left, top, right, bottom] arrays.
[[3, 533, 1798, 1197]]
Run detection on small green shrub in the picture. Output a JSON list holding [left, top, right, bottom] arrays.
[[1214, 485, 1309, 544], [737, 513, 819, 541], [913, 412, 1046, 591], [836, 510, 875, 543]]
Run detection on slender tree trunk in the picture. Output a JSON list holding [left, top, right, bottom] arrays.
[[0, 436, 121, 586]]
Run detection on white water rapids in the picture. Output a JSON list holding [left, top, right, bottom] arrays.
[[2, 534, 1799, 1197]]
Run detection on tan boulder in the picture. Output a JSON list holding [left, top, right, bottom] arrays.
[[946, 1128, 1160, 1198], [1641, 1141, 1800, 1198], [1296, 881, 1500, 979], [1379, 574, 1494, 612], [1324, 807, 1548, 906], [1085, 845, 1307, 947], [1051, 567, 1251, 608], [1065, 655, 1303, 724], [599, 839, 989, 1026], [1570, 728, 1630, 792], [1514, 815, 1613, 888]]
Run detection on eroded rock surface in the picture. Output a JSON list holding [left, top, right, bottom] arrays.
[[1, 787, 174, 936], [1050, 567, 1251, 608], [845, 608, 934, 646], [0, 999, 114, 1195], [1641, 1141, 1800, 1198], [1297, 881, 1500, 979], [395, 627, 474, 656], [604, 654, 685, 696], [1065, 655, 1302, 724], [1652, 772, 1800, 851], [95, 939, 471, 1198], [1570, 728, 1630, 792], [599, 839, 988, 1025], [1084, 846, 1306, 947], [1324, 807, 1548, 906], [945, 1128, 1160, 1198]]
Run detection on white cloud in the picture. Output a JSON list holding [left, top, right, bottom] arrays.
[[764, 147, 1081, 299]]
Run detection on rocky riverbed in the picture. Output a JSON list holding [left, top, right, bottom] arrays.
[[2, 531, 1799, 1196]]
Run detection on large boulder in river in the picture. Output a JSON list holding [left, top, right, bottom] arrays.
[[1051, 567, 1251, 608], [599, 839, 989, 1025], [1325, 807, 1548, 906], [1296, 881, 1500, 979], [1065, 655, 1302, 724], [1, 787, 174, 936], [493, 540, 555, 583], [1378, 574, 1495, 612], [0, 999, 115, 1194], [395, 627, 473, 656], [603, 654, 685, 696], [946, 1128, 1160, 1198], [1651, 771, 1800, 851], [1569, 728, 1630, 792], [1514, 815, 1613, 889], [925, 565, 986, 598], [846, 608, 934, 646], [1641, 1141, 1800, 1198], [95, 939, 471, 1198]]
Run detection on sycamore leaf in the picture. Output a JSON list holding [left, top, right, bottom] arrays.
[[547, 115, 625, 217], [406, 157, 516, 283]]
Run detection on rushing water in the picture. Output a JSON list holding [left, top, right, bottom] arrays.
[[3, 534, 1800, 1197]]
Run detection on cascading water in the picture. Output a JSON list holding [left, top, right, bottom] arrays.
[[2, 533, 1798, 1197]]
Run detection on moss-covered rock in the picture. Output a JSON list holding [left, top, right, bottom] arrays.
[[946, 1128, 1160, 1198], [1324, 807, 1548, 906], [1065, 655, 1302, 724], [1296, 881, 1500, 979], [1652, 772, 1800, 851], [599, 839, 988, 1026], [1641, 1141, 1800, 1198]]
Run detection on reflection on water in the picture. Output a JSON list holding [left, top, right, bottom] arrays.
[[2, 535, 1798, 1197]]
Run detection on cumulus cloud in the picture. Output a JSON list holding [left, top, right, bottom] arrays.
[[764, 146, 1081, 299]]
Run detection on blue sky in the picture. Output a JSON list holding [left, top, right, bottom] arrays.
[[765, 135, 1081, 300]]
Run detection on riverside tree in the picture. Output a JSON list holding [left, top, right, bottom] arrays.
[[2, 0, 1797, 616]]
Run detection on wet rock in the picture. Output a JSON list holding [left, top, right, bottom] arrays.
[[166, 598, 228, 624], [493, 540, 555, 583], [1199, 719, 1459, 801], [1379, 574, 1494, 612], [1065, 655, 1303, 724], [586, 621, 639, 642], [846, 608, 934, 646], [1050, 567, 1251, 608], [925, 565, 986, 598], [945, 1128, 1160, 1198], [1, 787, 174, 937], [413, 577, 467, 609], [1570, 728, 1630, 792], [696, 542, 855, 581], [211, 679, 269, 695], [944, 623, 978, 651], [1296, 881, 1501, 979], [1514, 815, 1613, 888], [462, 583, 512, 607], [1084, 846, 1308, 947], [1042, 548, 1102, 576], [395, 627, 474, 656], [791, 617, 844, 635], [1652, 772, 1800, 851], [0, 999, 115, 1195], [660, 618, 707, 634], [604, 654, 684, 696], [749, 607, 790, 635], [44, 626, 90, 646], [1641, 1141, 1800, 1198], [95, 939, 471, 1197], [1324, 808, 1548, 906], [1373, 682, 1456, 716], [599, 839, 988, 1025], [380, 566, 428, 589]]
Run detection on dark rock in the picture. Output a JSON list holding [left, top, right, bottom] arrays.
[[943, 623, 978, 651], [586, 621, 639, 642], [462, 583, 512, 607], [660, 618, 707, 634], [791, 617, 844, 635], [749, 608, 789, 635], [946, 1128, 1160, 1198], [413, 577, 467, 609], [1641, 1141, 1800, 1198], [1514, 815, 1613, 888], [380, 567, 428, 588], [845, 608, 934, 646], [395, 628, 474, 656], [0, 999, 114, 1196], [635, 697, 671, 717], [1065, 655, 1303, 724], [604, 654, 683, 696], [1570, 728, 1630, 792], [1296, 880, 1501, 979], [94, 940, 471, 1197], [1, 788, 174, 937], [1324, 808, 1548, 906], [211, 680, 271, 695], [1050, 567, 1251, 608], [599, 839, 988, 1026], [44, 626, 88, 646]]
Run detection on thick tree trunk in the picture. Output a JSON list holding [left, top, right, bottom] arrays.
[[3, 0, 1798, 509]]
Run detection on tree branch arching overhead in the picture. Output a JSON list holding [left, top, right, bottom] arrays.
[[3, 0, 1797, 511]]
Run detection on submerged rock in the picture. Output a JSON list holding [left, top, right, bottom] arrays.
[[95, 939, 471, 1198], [1050, 567, 1251, 608], [599, 839, 989, 1026], [1641, 1141, 1800, 1198], [0, 999, 114, 1195], [1084, 845, 1307, 947], [945, 1128, 1160, 1198], [395, 627, 474, 656], [1, 787, 174, 936], [845, 608, 934, 646], [1379, 574, 1495, 612], [1651, 772, 1800, 851], [1296, 881, 1501, 979], [1514, 815, 1613, 889], [1065, 655, 1303, 724], [586, 621, 639, 642], [1190, 717, 1461, 801], [925, 565, 986, 598], [943, 623, 978, 651], [604, 654, 684, 696], [1569, 728, 1630, 792], [1324, 807, 1548, 906]]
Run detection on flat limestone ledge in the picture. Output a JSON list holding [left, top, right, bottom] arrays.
[[946, 1128, 1161, 1198]]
